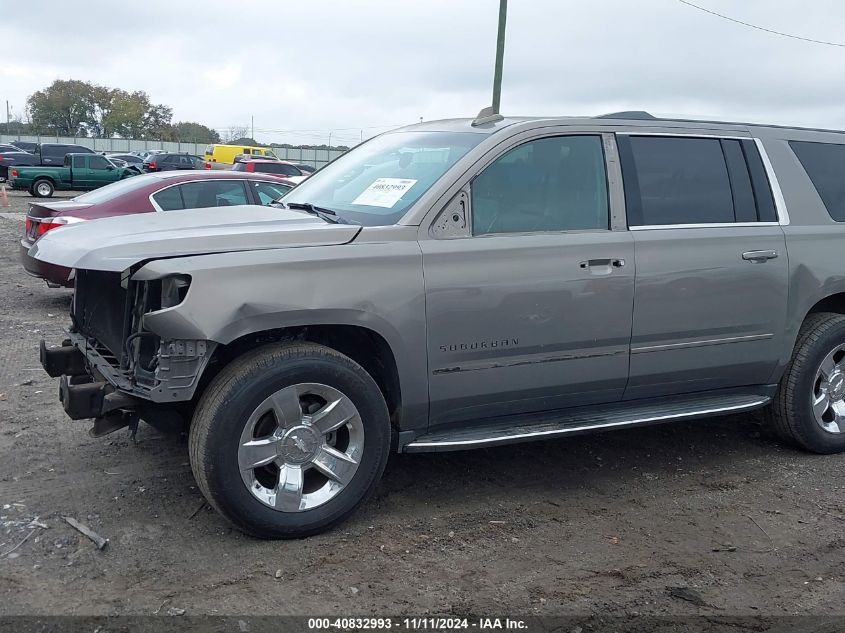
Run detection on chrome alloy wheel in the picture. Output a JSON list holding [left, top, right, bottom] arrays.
[[36, 181, 52, 196], [812, 344, 845, 434], [238, 383, 364, 512]]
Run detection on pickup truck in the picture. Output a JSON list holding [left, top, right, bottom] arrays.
[[32, 110, 845, 539], [8, 153, 136, 197]]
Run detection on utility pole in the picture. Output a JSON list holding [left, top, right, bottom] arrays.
[[251, 115, 254, 141], [491, 0, 508, 114], [5, 100, 9, 127], [328, 131, 332, 149]]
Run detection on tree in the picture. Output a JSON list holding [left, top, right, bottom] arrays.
[[223, 126, 250, 143], [165, 121, 220, 143], [101, 90, 172, 139], [27, 80, 95, 136], [227, 136, 260, 146]]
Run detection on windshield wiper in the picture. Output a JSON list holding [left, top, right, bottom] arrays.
[[284, 202, 345, 224]]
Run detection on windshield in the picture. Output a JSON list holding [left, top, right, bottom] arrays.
[[74, 174, 156, 203], [281, 131, 484, 226]]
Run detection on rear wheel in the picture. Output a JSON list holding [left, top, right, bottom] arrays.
[[32, 179, 54, 198], [768, 312, 845, 453], [188, 342, 391, 538]]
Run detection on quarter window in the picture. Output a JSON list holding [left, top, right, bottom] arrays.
[[471, 135, 609, 235], [789, 140, 845, 222], [152, 186, 184, 211]]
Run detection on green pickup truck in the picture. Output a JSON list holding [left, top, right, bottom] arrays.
[[8, 153, 137, 197]]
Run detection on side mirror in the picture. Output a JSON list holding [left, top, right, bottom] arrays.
[[106, 165, 114, 170]]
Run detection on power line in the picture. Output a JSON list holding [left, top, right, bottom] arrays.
[[677, 0, 845, 48]]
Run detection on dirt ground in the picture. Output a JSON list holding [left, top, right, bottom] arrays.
[[1, 189, 845, 619]]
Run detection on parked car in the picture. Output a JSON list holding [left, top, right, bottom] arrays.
[[34, 110, 845, 539], [293, 163, 317, 174], [31, 143, 97, 166], [8, 153, 137, 197], [204, 143, 277, 164], [21, 171, 295, 286], [106, 156, 142, 175], [0, 151, 38, 180], [106, 153, 145, 170], [143, 153, 207, 172], [232, 158, 307, 182]]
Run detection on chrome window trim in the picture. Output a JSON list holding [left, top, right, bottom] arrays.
[[618, 132, 750, 140], [630, 222, 780, 231], [618, 132, 790, 229], [754, 137, 790, 226], [148, 178, 276, 212]]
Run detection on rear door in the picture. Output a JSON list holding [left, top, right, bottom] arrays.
[[421, 132, 635, 426], [617, 133, 788, 398]]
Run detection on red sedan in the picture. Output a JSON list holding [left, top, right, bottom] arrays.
[[21, 171, 296, 287]]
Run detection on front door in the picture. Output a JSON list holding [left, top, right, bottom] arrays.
[[616, 133, 789, 398], [421, 134, 635, 427], [86, 154, 115, 188]]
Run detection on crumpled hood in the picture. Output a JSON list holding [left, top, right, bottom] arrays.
[[30, 204, 361, 272]]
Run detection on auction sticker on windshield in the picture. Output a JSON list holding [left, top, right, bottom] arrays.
[[352, 178, 417, 208]]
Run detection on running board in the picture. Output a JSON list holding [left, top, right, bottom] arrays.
[[402, 392, 770, 453]]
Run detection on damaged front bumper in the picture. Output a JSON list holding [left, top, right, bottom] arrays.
[[41, 333, 216, 434]]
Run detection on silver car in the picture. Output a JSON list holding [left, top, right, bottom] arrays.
[[33, 110, 845, 538]]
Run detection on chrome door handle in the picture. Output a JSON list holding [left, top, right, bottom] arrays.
[[579, 258, 625, 271], [742, 250, 778, 262]]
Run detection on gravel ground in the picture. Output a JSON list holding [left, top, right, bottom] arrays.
[[1, 189, 845, 618]]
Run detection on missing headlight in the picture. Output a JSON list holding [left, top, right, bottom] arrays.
[[160, 275, 191, 309]]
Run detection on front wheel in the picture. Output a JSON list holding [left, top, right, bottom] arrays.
[[188, 342, 391, 538], [768, 312, 845, 453], [32, 178, 55, 198]]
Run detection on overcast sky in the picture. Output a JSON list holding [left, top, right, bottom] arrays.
[[2, 0, 844, 145]]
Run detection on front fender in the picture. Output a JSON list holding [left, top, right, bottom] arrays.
[[134, 240, 429, 429]]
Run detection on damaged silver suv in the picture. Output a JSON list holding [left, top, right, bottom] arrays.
[[34, 110, 845, 538]]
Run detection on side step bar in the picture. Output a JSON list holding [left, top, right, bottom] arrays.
[[403, 392, 770, 453]]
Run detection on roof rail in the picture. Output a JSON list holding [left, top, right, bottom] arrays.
[[596, 111, 657, 120], [472, 106, 504, 127]]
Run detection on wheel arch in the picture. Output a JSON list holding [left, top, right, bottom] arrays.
[[202, 323, 403, 428], [33, 175, 56, 185], [775, 290, 845, 382]]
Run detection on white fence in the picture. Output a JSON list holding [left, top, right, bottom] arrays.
[[0, 134, 347, 169]]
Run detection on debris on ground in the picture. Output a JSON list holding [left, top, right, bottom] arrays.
[[667, 586, 708, 607], [63, 516, 108, 550]]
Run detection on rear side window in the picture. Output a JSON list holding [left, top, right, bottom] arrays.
[[179, 180, 249, 209], [620, 137, 733, 225], [789, 140, 845, 222], [619, 136, 777, 226], [42, 145, 64, 160]]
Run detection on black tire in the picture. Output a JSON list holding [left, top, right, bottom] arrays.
[[767, 312, 845, 453], [32, 178, 54, 198], [188, 342, 391, 538]]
